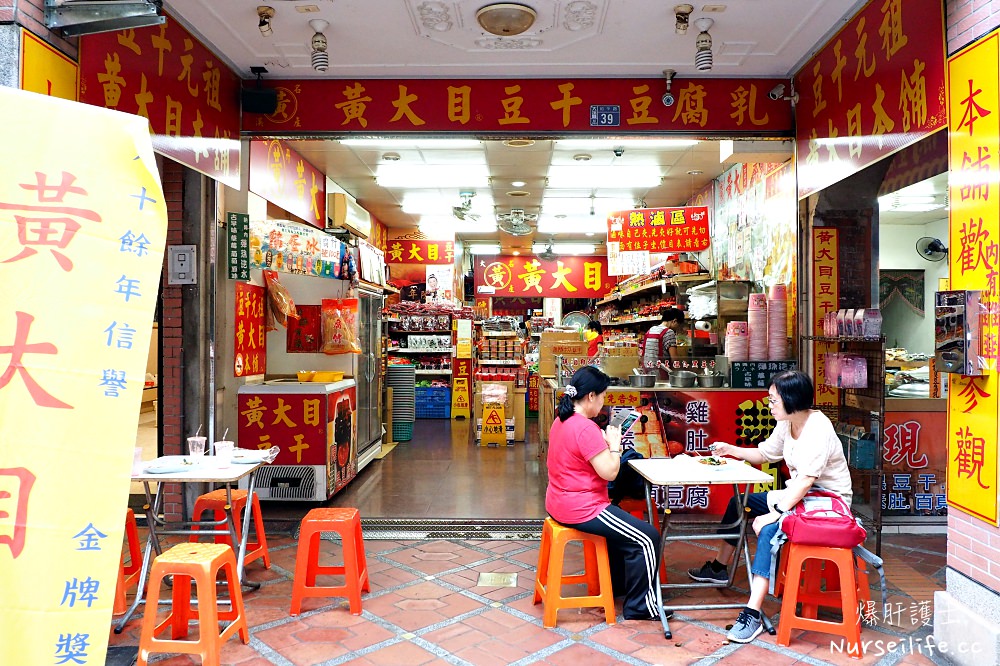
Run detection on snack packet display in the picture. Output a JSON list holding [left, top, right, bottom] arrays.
[[263, 270, 299, 328], [321, 298, 361, 354]]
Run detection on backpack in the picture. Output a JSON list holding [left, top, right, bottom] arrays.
[[608, 448, 647, 502]]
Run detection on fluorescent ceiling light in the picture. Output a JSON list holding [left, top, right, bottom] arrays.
[[468, 244, 502, 255], [889, 203, 946, 213], [547, 166, 662, 189], [401, 194, 494, 216], [532, 243, 596, 255], [541, 197, 636, 216], [340, 139, 482, 149], [418, 216, 497, 235], [376, 164, 490, 188], [554, 139, 699, 149], [537, 216, 608, 234]]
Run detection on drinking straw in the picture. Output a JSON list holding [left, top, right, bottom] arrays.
[[195, 424, 203, 437], [222, 427, 229, 440]]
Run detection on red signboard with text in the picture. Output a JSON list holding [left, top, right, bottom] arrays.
[[386, 238, 455, 264], [474, 255, 613, 299], [245, 78, 793, 134], [607, 206, 710, 252], [234, 283, 265, 377], [249, 140, 326, 229], [794, 0, 947, 196], [79, 17, 242, 188]]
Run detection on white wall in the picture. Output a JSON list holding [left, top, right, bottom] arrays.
[[879, 218, 948, 354]]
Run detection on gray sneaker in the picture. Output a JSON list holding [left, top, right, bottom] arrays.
[[727, 610, 764, 643], [687, 560, 728, 584]]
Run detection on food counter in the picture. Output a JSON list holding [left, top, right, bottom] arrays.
[[540, 378, 772, 515], [237, 378, 357, 501]]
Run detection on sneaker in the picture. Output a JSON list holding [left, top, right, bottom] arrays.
[[726, 610, 764, 643], [687, 560, 728, 584]]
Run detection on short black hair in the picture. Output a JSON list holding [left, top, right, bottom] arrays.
[[770, 370, 813, 413], [586, 320, 603, 334], [660, 307, 684, 324]]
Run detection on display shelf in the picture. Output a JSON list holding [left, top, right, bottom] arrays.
[[483, 330, 519, 337], [414, 369, 452, 375], [597, 273, 711, 306], [478, 359, 523, 365], [389, 328, 452, 334], [602, 315, 660, 327], [388, 347, 455, 354]]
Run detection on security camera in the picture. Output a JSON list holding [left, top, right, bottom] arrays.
[[662, 91, 675, 107], [613, 146, 625, 157], [768, 84, 786, 101]]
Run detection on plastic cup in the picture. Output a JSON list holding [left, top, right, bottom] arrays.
[[214, 440, 235, 464], [187, 436, 207, 457]]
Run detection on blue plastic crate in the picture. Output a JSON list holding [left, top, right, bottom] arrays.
[[416, 403, 451, 419], [415, 386, 451, 405]]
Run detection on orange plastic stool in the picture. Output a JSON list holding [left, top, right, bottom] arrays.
[[114, 508, 143, 615], [136, 543, 249, 666], [776, 543, 862, 657], [774, 548, 872, 609], [532, 517, 616, 628], [190, 489, 270, 568], [290, 507, 370, 615]]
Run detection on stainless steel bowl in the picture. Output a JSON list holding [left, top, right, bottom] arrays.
[[669, 370, 698, 388], [629, 374, 657, 388], [697, 373, 725, 388]]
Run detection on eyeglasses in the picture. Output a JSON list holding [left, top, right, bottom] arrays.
[[767, 395, 781, 405]]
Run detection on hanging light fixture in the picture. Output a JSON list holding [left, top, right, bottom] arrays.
[[476, 3, 537, 36], [694, 17, 714, 71], [257, 6, 275, 37], [309, 19, 329, 72]]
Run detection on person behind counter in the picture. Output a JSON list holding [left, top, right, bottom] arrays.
[[546, 366, 662, 621], [686, 370, 852, 643], [583, 320, 604, 357], [641, 307, 684, 372]]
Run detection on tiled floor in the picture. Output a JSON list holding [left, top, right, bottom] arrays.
[[115, 419, 950, 665]]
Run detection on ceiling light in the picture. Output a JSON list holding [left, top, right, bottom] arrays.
[[257, 5, 275, 36], [687, 169, 703, 175], [296, 5, 320, 13], [476, 3, 537, 36], [573, 153, 592, 162], [512, 250, 521, 256], [507, 190, 530, 197], [376, 164, 489, 188], [537, 216, 608, 235], [339, 139, 482, 149], [694, 17, 714, 71], [468, 244, 502, 255], [503, 139, 535, 148], [402, 193, 493, 216], [674, 4, 694, 34], [419, 216, 497, 233], [308, 19, 329, 72], [547, 166, 662, 189], [556, 139, 699, 150], [541, 197, 636, 216], [531, 243, 596, 255], [511, 180, 526, 187], [382, 152, 401, 161]]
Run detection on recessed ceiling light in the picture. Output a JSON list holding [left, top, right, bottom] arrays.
[[573, 153, 592, 162], [504, 139, 535, 148], [382, 152, 401, 161], [511, 180, 526, 187], [687, 169, 703, 175], [585, 232, 595, 236], [507, 190, 530, 197], [512, 250, 521, 256]]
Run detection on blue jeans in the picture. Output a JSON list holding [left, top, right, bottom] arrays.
[[718, 491, 779, 579]]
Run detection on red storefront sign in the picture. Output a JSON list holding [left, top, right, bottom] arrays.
[[78, 17, 242, 188], [249, 140, 326, 229], [607, 206, 710, 252], [238, 393, 327, 466], [474, 255, 612, 299], [794, 0, 947, 197], [234, 283, 265, 377], [244, 78, 793, 134], [882, 409, 947, 516], [386, 239, 454, 264]]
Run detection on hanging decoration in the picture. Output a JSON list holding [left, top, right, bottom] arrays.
[[879, 270, 925, 315]]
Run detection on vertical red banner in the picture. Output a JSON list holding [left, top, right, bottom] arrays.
[[235, 283, 266, 377]]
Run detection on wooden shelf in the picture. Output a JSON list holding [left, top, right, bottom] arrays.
[[597, 274, 711, 305], [478, 359, 523, 365], [602, 315, 660, 327], [483, 330, 519, 337], [414, 369, 452, 375], [388, 347, 455, 354]]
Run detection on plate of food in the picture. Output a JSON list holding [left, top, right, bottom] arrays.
[[143, 457, 202, 474], [697, 455, 726, 466]]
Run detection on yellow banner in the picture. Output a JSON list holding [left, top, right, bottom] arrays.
[[812, 227, 839, 406], [0, 89, 167, 661], [946, 32, 1000, 523]]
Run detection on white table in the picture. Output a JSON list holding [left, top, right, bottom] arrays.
[[114, 455, 265, 633], [629, 455, 776, 639]]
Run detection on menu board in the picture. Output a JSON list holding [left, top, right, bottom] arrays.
[[730, 360, 797, 389]]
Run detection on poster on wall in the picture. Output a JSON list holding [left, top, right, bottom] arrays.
[[425, 264, 454, 303], [249, 218, 344, 279], [234, 282, 266, 376]]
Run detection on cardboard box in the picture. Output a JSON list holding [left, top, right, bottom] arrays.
[[473, 382, 526, 441], [540, 331, 581, 343], [538, 341, 589, 376], [475, 381, 515, 412]]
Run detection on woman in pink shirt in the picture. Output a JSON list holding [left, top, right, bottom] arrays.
[[546, 366, 662, 621]]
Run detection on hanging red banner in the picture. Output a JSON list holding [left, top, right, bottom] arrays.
[[386, 239, 455, 264], [249, 140, 326, 229], [794, 0, 947, 197], [474, 255, 612, 299], [245, 78, 792, 134], [78, 15, 242, 188], [234, 282, 266, 377], [607, 206, 710, 252]]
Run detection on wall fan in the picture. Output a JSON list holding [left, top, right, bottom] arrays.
[[537, 239, 556, 261], [453, 191, 479, 221], [915, 236, 948, 262], [497, 208, 536, 236]]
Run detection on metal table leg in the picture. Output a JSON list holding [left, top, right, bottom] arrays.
[[114, 482, 165, 633]]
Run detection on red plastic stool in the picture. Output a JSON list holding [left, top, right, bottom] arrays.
[[114, 508, 143, 615], [776, 543, 862, 657], [290, 507, 370, 615], [774, 548, 872, 610], [532, 517, 616, 628], [190, 489, 270, 569], [136, 543, 249, 666]]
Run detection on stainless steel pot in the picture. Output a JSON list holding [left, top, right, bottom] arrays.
[[629, 374, 657, 388], [669, 370, 698, 388], [697, 372, 725, 388]]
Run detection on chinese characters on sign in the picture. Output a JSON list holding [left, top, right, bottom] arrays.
[[248, 140, 326, 230], [250, 218, 344, 280], [945, 32, 1000, 523], [795, 0, 947, 196], [78, 18, 242, 188], [386, 239, 455, 265], [474, 255, 612, 299], [226, 212, 250, 280], [606, 206, 711, 253], [234, 283, 266, 377], [881, 411, 947, 516], [812, 228, 840, 407]]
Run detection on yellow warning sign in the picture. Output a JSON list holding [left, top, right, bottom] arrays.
[[481, 402, 506, 446], [451, 376, 471, 419]]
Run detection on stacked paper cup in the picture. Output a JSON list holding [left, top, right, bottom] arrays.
[[748, 293, 769, 361], [726, 321, 749, 361], [768, 283, 788, 360]]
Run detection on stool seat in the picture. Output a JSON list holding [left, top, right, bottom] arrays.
[[136, 543, 249, 666], [290, 507, 370, 616], [532, 517, 616, 628], [190, 489, 270, 569], [776, 543, 862, 657]]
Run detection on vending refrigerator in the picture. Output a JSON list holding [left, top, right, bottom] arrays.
[[355, 284, 384, 470]]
